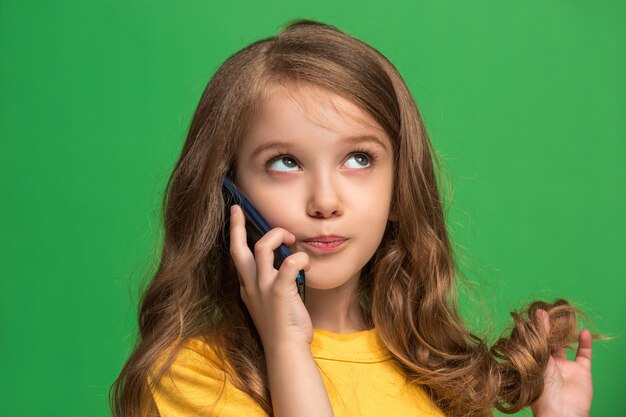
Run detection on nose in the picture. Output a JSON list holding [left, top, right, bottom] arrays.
[[306, 174, 343, 219]]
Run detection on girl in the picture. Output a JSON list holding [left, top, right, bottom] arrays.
[[111, 19, 594, 417]]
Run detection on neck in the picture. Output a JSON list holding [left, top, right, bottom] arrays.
[[304, 272, 371, 334]]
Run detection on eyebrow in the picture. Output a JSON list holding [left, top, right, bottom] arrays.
[[250, 135, 389, 159]]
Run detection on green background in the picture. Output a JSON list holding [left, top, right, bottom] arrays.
[[1, 1, 623, 416]]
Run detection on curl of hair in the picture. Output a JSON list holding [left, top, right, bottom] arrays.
[[110, 19, 596, 417]]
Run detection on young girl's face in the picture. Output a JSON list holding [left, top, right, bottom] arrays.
[[234, 84, 395, 291]]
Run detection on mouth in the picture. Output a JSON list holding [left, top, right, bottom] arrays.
[[302, 235, 347, 243], [301, 235, 348, 253]]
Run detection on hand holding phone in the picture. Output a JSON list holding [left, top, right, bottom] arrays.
[[224, 178, 314, 348], [222, 178, 306, 301]]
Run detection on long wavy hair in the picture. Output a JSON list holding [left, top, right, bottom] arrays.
[[110, 19, 592, 417]]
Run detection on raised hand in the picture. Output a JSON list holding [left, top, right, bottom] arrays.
[[530, 309, 593, 417], [228, 204, 313, 349]]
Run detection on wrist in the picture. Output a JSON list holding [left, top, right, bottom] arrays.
[[264, 341, 312, 361]]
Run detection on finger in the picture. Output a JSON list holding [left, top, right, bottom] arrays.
[[575, 328, 593, 369], [229, 205, 256, 288], [275, 251, 310, 289], [253, 227, 296, 287]]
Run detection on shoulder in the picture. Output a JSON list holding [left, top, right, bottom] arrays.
[[172, 337, 226, 369], [148, 337, 267, 417], [150, 337, 227, 383]]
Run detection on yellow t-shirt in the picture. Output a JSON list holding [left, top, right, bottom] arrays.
[[148, 327, 446, 417]]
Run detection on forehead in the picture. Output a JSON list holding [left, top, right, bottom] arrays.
[[243, 82, 389, 145]]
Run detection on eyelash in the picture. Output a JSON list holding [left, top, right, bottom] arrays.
[[264, 146, 382, 171]]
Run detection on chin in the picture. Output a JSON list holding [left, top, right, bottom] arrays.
[[305, 282, 346, 290], [302, 269, 360, 291]]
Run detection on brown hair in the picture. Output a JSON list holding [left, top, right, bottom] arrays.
[[110, 19, 596, 417]]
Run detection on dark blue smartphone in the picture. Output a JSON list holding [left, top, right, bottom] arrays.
[[222, 178, 305, 302]]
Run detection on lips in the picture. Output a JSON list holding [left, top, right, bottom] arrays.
[[302, 235, 347, 243], [301, 235, 348, 253]]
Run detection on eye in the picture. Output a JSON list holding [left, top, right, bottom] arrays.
[[265, 149, 378, 172], [344, 152, 372, 169], [268, 156, 300, 172]]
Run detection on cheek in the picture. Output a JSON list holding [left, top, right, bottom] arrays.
[[357, 177, 393, 218], [248, 190, 298, 230]]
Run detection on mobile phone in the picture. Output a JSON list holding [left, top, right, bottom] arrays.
[[222, 178, 305, 302]]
